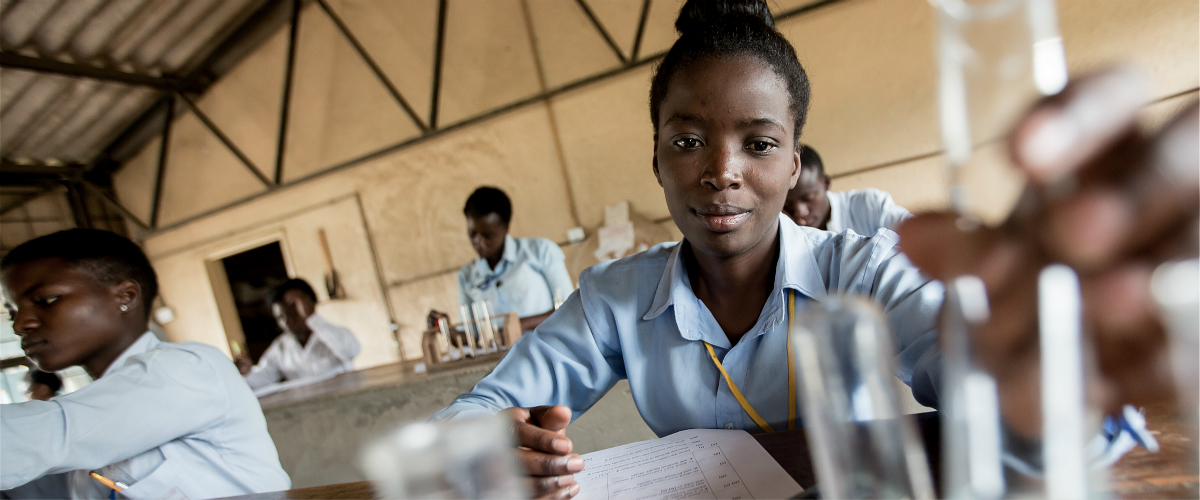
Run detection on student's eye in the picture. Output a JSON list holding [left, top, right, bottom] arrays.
[[672, 137, 702, 149], [746, 141, 776, 154], [33, 296, 59, 307]]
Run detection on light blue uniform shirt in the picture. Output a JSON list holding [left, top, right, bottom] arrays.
[[435, 215, 944, 436], [826, 188, 913, 236], [2, 332, 291, 499], [457, 235, 576, 320]]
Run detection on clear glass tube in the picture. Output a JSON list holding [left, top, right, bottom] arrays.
[[792, 296, 934, 499], [360, 416, 527, 499]]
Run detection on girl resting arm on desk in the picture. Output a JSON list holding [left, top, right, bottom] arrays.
[[1, 229, 291, 499]]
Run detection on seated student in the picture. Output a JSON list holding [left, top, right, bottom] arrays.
[[238, 279, 360, 389], [434, 2, 1196, 498], [433, 187, 575, 334], [782, 144, 912, 235], [1, 229, 290, 499], [24, 369, 61, 401]]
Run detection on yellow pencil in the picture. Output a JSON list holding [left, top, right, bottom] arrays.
[[88, 471, 129, 491]]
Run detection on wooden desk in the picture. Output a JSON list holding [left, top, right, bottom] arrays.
[[225, 405, 1196, 500]]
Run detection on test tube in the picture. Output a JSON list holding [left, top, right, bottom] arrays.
[[458, 304, 478, 356], [792, 296, 934, 500]]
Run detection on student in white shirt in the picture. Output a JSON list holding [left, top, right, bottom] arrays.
[[782, 144, 912, 236], [238, 279, 360, 389], [431, 187, 575, 334], [1, 229, 290, 499]]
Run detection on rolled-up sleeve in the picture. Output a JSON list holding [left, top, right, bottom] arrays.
[[1, 350, 228, 489]]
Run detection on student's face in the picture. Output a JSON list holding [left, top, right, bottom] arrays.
[[467, 213, 508, 262], [2, 258, 136, 374], [653, 56, 800, 258], [272, 289, 314, 334], [781, 168, 830, 229]]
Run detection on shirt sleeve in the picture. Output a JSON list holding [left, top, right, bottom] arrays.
[[871, 189, 913, 230], [432, 285, 623, 422], [538, 239, 576, 302], [1, 348, 230, 489], [823, 228, 943, 408], [305, 314, 361, 366], [243, 340, 284, 389]]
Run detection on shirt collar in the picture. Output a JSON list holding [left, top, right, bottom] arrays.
[[472, 234, 519, 278], [101, 331, 161, 378], [643, 214, 829, 338]]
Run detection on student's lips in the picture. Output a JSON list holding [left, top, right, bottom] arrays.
[[20, 339, 47, 356], [694, 206, 751, 232]]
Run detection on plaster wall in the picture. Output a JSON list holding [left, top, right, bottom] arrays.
[[113, 0, 1197, 368]]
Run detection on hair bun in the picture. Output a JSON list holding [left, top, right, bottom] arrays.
[[675, 0, 775, 36]]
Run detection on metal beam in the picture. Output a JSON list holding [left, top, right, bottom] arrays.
[[274, 0, 301, 184], [176, 93, 274, 187], [0, 161, 87, 178], [574, 0, 626, 65], [428, 0, 448, 129], [315, 0, 429, 134], [64, 181, 92, 229], [630, 0, 651, 62], [0, 51, 178, 89], [81, 182, 150, 231], [149, 96, 175, 228]]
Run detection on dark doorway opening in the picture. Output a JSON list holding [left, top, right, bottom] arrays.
[[223, 242, 289, 363]]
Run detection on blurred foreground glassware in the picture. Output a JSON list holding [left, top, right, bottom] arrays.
[[360, 416, 527, 499], [933, 0, 1089, 498], [792, 296, 935, 500], [458, 305, 478, 356], [1151, 259, 1200, 427]]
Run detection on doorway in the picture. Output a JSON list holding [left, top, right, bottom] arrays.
[[221, 242, 289, 363]]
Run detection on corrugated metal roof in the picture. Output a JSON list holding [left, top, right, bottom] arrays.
[[0, 0, 264, 168]]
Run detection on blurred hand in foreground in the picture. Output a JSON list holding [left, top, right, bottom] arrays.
[[898, 68, 1198, 437]]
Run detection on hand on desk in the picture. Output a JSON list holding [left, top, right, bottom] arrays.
[[503, 404, 584, 499], [899, 68, 1198, 438]]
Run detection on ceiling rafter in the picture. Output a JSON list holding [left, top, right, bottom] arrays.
[[428, 0, 448, 129], [0, 51, 179, 90], [574, 0, 627, 65], [315, 0, 429, 134], [630, 0, 651, 62], [272, 0, 301, 185], [176, 92, 274, 187]]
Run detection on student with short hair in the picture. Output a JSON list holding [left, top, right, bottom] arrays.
[[238, 278, 360, 389], [444, 186, 575, 334], [782, 144, 912, 235], [1, 229, 290, 499]]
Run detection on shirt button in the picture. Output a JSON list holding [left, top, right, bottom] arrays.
[[724, 422, 734, 429]]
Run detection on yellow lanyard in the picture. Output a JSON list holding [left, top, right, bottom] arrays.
[[703, 289, 798, 433]]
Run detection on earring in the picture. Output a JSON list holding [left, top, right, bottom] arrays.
[[120, 304, 129, 312]]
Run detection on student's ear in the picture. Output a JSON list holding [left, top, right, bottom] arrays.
[[822, 174, 831, 190], [114, 280, 141, 315], [652, 154, 663, 187], [789, 151, 801, 189]]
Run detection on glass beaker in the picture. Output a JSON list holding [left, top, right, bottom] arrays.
[[360, 416, 527, 499], [792, 296, 935, 499]]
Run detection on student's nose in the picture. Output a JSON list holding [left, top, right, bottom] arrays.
[[701, 143, 743, 191], [11, 308, 38, 334]]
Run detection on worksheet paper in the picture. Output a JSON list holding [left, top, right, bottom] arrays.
[[574, 429, 803, 500]]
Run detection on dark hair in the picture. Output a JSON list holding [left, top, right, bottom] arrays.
[[799, 144, 825, 176], [649, 0, 811, 142], [463, 186, 512, 225], [28, 369, 62, 393], [271, 278, 317, 305], [1, 229, 158, 320]]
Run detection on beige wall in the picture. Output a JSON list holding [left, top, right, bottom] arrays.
[[112, 0, 1198, 364]]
